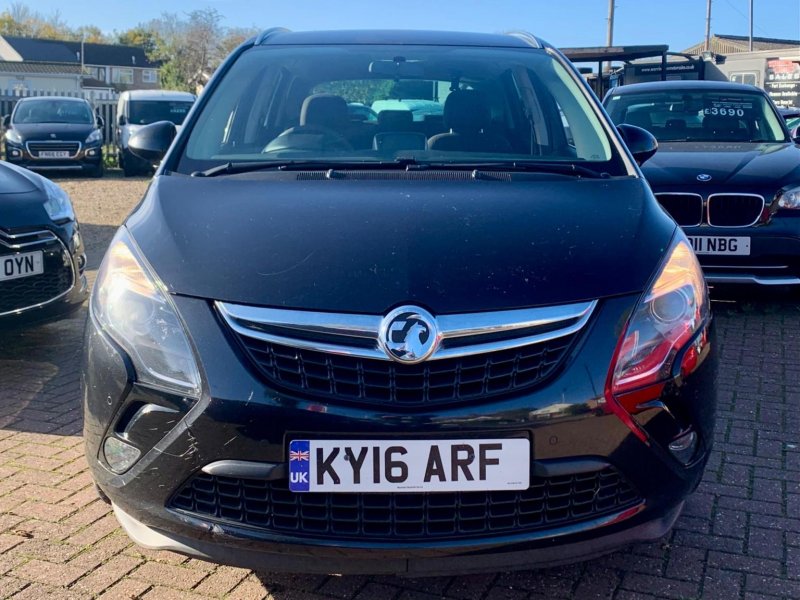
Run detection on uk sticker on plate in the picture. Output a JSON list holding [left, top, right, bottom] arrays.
[[288, 438, 530, 493]]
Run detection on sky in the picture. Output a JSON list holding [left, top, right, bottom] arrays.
[[5, 0, 800, 52]]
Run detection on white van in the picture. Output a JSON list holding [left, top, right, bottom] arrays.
[[116, 90, 195, 176]]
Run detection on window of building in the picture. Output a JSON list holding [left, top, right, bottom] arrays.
[[83, 66, 106, 81], [730, 72, 758, 86], [142, 69, 158, 83], [111, 68, 134, 85]]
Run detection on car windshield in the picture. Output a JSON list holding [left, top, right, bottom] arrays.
[[605, 89, 788, 143], [13, 99, 94, 125], [128, 100, 193, 125], [179, 44, 625, 175]]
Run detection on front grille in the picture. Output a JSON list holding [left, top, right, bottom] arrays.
[[0, 236, 72, 313], [707, 194, 764, 227], [170, 467, 641, 541], [237, 334, 577, 407], [655, 193, 703, 226], [26, 141, 80, 158]]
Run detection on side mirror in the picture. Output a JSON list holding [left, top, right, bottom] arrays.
[[128, 120, 177, 163], [96, 115, 105, 129], [118, 114, 127, 126], [2, 115, 9, 128], [617, 124, 658, 165]]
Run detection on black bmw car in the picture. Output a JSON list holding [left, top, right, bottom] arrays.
[[0, 161, 87, 328], [604, 80, 800, 286], [83, 29, 717, 575], [3, 96, 104, 177]]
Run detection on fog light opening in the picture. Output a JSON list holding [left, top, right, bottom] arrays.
[[10, 149, 20, 157], [103, 437, 141, 473], [668, 430, 698, 464]]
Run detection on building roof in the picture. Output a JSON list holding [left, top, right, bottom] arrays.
[[0, 36, 159, 68], [0, 60, 81, 75], [560, 45, 669, 63], [683, 34, 800, 55]]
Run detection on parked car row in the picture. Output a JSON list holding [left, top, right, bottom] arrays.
[[1, 90, 195, 178], [1, 27, 799, 578]]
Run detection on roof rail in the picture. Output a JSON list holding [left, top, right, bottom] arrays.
[[255, 27, 291, 45], [505, 31, 542, 49]]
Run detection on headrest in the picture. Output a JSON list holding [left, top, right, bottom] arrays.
[[377, 110, 413, 130], [300, 94, 349, 129], [443, 90, 490, 133], [625, 111, 652, 129]]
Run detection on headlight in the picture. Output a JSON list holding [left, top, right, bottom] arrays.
[[41, 177, 75, 222], [85, 129, 102, 144], [605, 235, 710, 440], [778, 184, 800, 209], [4, 129, 22, 144], [91, 228, 202, 398]]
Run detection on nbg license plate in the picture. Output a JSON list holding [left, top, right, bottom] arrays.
[[0, 250, 43, 281], [688, 236, 751, 256], [38, 150, 70, 158], [289, 438, 530, 493]]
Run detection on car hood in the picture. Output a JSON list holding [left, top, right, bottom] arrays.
[[0, 161, 57, 228], [126, 174, 675, 314], [642, 142, 800, 189], [10, 122, 95, 142]]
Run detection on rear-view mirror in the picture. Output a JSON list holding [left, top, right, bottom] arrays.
[[369, 59, 425, 78]]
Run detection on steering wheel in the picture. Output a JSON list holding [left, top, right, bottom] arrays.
[[263, 125, 354, 153]]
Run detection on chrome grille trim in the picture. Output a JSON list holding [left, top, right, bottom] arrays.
[[0, 229, 59, 249], [216, 300, 597, 362], [25, 140, 81, 159], [706, 193, 765, 228]]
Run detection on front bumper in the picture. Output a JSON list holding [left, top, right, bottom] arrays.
[[82, 293, 717, 574], [683, 215, 800, 286], [4, 142, 102, 174], [111, 500, 682, 575], [0, 221, 88, 329]]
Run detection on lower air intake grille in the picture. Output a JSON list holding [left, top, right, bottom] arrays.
[[0, 241, 72, 313], [169, 467, 641, 541]]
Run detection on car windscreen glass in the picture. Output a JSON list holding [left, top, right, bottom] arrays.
[[605, 89, 788, 143], [12, 100, 94, 125], [178, 45, 625, 176], [128, 101, 193, 125]]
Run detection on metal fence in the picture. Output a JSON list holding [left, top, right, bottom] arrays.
[[0, 89, 119, 155]]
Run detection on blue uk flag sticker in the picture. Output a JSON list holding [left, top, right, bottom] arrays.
[[288, 440, 310, 492]]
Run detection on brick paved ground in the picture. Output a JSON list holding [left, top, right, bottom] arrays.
[[1, 176, 799, 599]]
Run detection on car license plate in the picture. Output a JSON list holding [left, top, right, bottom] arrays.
[[288, 438, 530, 493], [688, 236, 750, 256], [38, 150, 70, 158], [0, 251, 43, 281]]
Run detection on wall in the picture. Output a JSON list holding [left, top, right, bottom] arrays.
[[0, 74, 79, 93]]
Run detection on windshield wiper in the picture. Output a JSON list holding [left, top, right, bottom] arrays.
[[410, 161, 609, 178], [192, 158, 419, 177], [192, 157, 609, 179]]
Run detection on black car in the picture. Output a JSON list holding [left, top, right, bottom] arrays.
[[83, 29, 717, 575], [604, 81, 800, 286], [3, 96, 104, 177], [0, 161, 87, 328]]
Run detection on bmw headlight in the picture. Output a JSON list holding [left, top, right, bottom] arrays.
[[91, 228, 202, 398], [4, 129, 22, 144], [85, 129, 102, 145], [41, 177, 75, 222], [778, 184, 800, 209]]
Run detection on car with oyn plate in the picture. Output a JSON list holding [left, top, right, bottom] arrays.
[[0, 162, 87, 329]]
